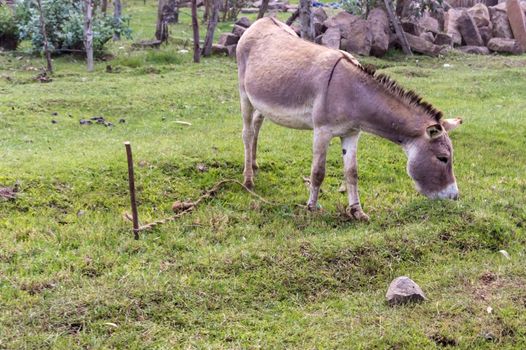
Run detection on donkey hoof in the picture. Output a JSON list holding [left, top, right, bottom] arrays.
[[346, 206, 370, 222], [307, 202, 322, 211], [243, 179, 255, 190]]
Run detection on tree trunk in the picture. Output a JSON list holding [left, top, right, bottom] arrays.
[[203, 0, 210, 23], [257, 0, 269, 19], [113, 0, 122, 41], [191, 0, 200, 63], [84, 0, 94, 72], [286, 8, 300, 25], [101, 0, 108, 14], [155, 0, 169, 42], [383, 0, 412, 55], [202, 0, 220, 56], [222, 0, 228, 22], [299, 0, 314, 41], [36, 0, 53, 73]]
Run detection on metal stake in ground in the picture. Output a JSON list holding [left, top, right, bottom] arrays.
[[124, 142, 140, 239]]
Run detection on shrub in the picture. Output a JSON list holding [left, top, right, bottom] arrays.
[[15, 0, 131, 55], [0, 6, 19, 50]]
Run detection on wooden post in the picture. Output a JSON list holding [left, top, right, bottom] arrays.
[[36, 0, 53, 73], [384, 0, 412, 56], [191, 0, 200, 63], [124, 142, 140, 240], [84, 0, 95, 71], [155, 0, 168, 42]]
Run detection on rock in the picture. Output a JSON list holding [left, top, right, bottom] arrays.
[[232, 24, 246, 38], [51, 119, 58, 124], [344, 19, 372, 55], [211, 44, 228, 55], [434, 32, 454, 46], [368, 8, 390, 57], [401, 20, 423, 36], [119, 118, 126, 123], [312, 7, 328, 36], [507, 0, 526, 52], [386, 276, 426, 306], [487, 37, 522, 53], [218, 33, 239, 46], [79, 119, 92, 125], [0, 186, 17, 200], [468, 3, 492, 28], [489, 6, 513, 39], [458, 45, 490, 54], [321, 27, 341, 49], [458, 11, 484, 46], [421, 32, 435, 43], [404, 32, 446, 56], [323, 11, 359, 35], [51, 112, 58, 116], [419, 13, 440, 33], [226, 44, 237, 57], [235, 17, 251, 28], [479, 25, 492, 45], [444, 8, 463, 45]]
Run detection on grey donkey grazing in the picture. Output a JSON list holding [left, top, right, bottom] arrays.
[[236, 17, 462, 221]]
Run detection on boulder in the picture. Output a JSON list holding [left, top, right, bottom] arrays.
[[368, 7, 390, 57], [401, 20, 423, 36], [321, 26, 341, 49], [324, 11, 359, 34], [489, 6, 513, 38], [218, 33, 240, 46], [312, 7, 328, 36], [386, 276, 426, 306], [457, 11, 484, 46], [467, 3, 492, 28], [226, 44, 237, 57], [211, 44, 228, 55], [444, 8, 463, 45], [421, 32, 435, 43], [507, 0, 526, 52], [419, 13, 440, 33], [487, 37, 522, 53], [232, 24, 246, 38], [434, 32, 454, 46], [479, 25, 492, 45], [344, 19, 372, 56], [458, 45, 491, 54], [235, 17, 251, 28], [404, 32, 446, 56]]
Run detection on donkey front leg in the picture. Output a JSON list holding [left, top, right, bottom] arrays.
[[241, 96, 255, 189], [307, 128, 332, 211], [341, 133, 369, 221]]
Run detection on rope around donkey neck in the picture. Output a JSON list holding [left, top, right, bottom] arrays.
[[124, 179, 300, 232]]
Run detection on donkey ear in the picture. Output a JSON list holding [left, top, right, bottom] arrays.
[[442, 117, 463, 132], [426, 124, 444, 139]]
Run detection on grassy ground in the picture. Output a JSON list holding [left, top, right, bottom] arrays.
[[1, 1, 526, 349]]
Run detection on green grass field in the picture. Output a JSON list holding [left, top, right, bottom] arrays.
[[1, 1, 526, 348]]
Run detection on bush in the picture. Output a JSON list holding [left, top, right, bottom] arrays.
[[0, 6, 19, 50], [15, 0, 131, 55]]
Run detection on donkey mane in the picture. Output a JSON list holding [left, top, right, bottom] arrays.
[[341, 56, 443, 122], [360, 65, 443, 122]]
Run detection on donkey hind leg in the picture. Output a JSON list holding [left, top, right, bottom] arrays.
[[251, 111, 264, 172], [341, 133, 369, 221], [307, 128, 332, 211], [241, 96, 255, 189]]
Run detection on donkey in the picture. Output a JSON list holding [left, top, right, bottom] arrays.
[[236, 17, 462, 221]]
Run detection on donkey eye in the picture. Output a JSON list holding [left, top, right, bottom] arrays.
[[437, 156, 448, 164]]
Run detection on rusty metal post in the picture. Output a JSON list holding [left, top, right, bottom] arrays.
[[124, 142, 140, 239]]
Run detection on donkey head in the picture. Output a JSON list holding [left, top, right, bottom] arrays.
[[405, 118, 462, 200]]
